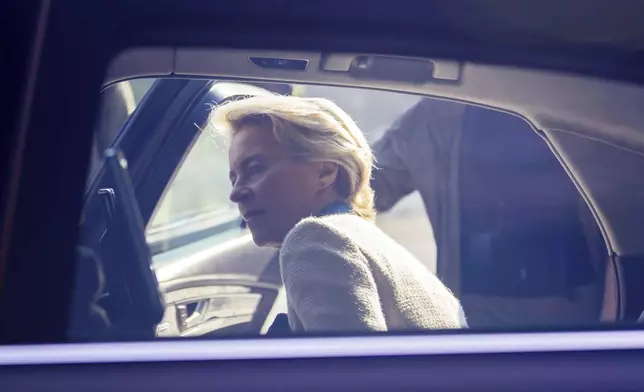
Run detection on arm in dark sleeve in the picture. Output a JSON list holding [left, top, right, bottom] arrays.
[[371, 99, 466, 213], [371, 137, 415, 212], [371, 100, 431, 212]]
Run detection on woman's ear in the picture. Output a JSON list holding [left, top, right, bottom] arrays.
[[317, 162, 339, 190]]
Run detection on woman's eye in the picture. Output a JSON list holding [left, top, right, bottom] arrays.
[[248, 165, 265, 176]]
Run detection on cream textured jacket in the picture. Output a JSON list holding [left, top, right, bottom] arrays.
[[279, 213, 467, 333]]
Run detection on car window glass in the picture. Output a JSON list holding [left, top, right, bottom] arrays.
[[80, 77, 613, 342], [89, 79, 156, 175], [146, 128, 235, 252]]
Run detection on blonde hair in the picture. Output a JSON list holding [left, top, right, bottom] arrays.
[[210, 95, 376, 221]]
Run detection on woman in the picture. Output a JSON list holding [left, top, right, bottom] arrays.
[[211, 95, 466, 333]]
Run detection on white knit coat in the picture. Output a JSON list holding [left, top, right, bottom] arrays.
[[279, 213, 467, 333]]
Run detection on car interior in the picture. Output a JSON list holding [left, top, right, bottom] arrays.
[[31, 45, 641, 343], [4, 1, 644, 390], [77, 47, 644, 339]]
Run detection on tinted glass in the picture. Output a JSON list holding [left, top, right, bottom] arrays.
[[73, 70, 638, 342]]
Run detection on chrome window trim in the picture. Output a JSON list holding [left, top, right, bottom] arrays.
[[2, 330, 644, 366]]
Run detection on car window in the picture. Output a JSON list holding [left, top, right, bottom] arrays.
[[145, 126, 237, 255], [81, 77, 612, 342], [89, 79, 156, 175]]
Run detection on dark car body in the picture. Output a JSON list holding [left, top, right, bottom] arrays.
[[4, 2, 644, 392]]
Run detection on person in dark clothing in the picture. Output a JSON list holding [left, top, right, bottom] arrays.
[[371, 98, 605, 327]]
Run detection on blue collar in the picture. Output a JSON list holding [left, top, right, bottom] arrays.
[[317, 200, 352, 217]]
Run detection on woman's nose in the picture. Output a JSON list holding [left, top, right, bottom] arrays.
[[229, 183, 252, 204]]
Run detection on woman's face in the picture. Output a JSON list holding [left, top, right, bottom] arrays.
[[228, 123, 330, 247]]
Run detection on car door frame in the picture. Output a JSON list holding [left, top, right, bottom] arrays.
[[81, 77, 282, 338]]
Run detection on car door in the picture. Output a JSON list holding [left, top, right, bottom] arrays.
[[81, 79, 282, 339]]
